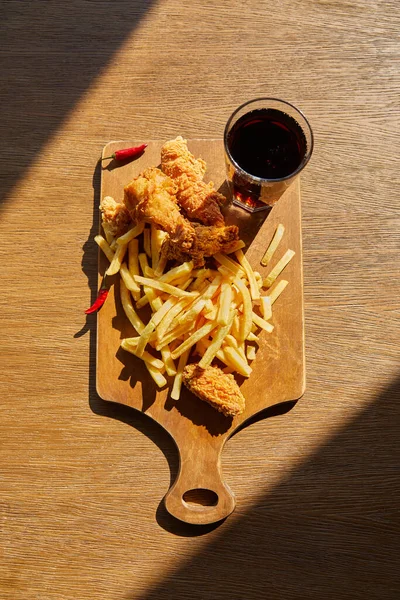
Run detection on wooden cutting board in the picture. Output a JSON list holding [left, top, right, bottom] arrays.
[[97, 140, 305, 525]]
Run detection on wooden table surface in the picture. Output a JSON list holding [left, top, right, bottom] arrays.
[[1, 1, 399, 598]]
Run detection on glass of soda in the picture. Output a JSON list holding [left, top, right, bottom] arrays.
[[224, 98, 314, 212]]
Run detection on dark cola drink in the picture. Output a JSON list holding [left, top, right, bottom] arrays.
[[224, 100, 313, 211]]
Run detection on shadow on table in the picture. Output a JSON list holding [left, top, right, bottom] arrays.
[[128, 374, 400, 599], [0, 0, 156, 208]]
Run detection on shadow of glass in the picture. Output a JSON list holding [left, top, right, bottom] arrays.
[[127, 375, 400, 599], [0, 0, 156, 208]]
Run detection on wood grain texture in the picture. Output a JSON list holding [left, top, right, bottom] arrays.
[[0, 0, 399, 598], [98, 140, 305, 524]]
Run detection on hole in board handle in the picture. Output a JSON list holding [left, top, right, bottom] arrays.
[[183, 489, 218, 507]]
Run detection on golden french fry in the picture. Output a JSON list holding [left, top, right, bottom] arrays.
[[159, 261, 194, 284], [94, 234, 115, 263], [120, 279, 145, 335], [116, 222, 145, 245], [101, 222, 115, 246], [178, 298, 207, 326], [135, 319, 156, 357], [217, 282, 233, 325], [198, 311, 235, 368], [154, 254, 167, 278], [171, 348, 191, 400], [120, 339, 164, 370], [263, 249, 295, 288], [252, 311, 274, 333], [128, 239, 141, 300], [221, 346, 252, 377], [267, 279, 289, 304], [235, 249, 260, 301], [134, 276, 199, 298], [261, 223, 285, 266], [120, 263, 141, 294], [156, 321, 195, 351], [214, 253, 245, 276], [246, 331, 259, 342], [171, 322, 215, 360], [145, 363, 167, 388], [156, 297, 193, 340], [107, 241, 127, 275], [234, 277, 253, 341], [246, 345, 256, 361], [160, 345, 177, 376], [260, 295, 272, 320], [225, 240, 246, 254], [143, 227, 151, 258]]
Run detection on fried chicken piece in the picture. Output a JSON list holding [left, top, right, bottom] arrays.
[[100, 195, 132, 238], [182, 364, 245, 417], [161, 136, 226, 226], [161, 222, 239, 267], [123, 167, 195, 250]]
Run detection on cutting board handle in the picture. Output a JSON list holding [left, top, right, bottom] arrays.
[[164, 443, 235, 525]]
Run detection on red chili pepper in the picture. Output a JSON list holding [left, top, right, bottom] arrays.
[[102, 144, 147, 162], [85, 278, 109, 314]]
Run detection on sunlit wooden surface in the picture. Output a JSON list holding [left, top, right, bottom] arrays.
[[1, 1, 399, 598]]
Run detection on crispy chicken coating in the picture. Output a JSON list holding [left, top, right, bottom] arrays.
[[161, 136, 226, 226], [161, 222, 239, 267], [123, 167, 195, 250], [182, 364, 245, 417], [100, 195, 132, 238]]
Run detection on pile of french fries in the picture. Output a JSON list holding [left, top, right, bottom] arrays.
[[95, 203, 294, 401]]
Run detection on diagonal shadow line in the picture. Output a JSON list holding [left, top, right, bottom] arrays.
[[127, 374, 400, 600], [0, 0, 157, 209]]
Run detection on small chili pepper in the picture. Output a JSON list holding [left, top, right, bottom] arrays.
[[85, 278, 109, 314], [102, 144, 147, 162]]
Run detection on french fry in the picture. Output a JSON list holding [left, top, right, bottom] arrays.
[[246, 345, 256, 361], [151, 225, 168, 271], [116, 222, 145, 245], [178, 298, 207, 326], [214, 253, 245, 276], [159, 261, 194, 284], [267, 279, 289, 305], [225, 239, 246, 254], [246, 331, 259, 342], [106, 241, 127, 276], [145, 363, 167, 388], [235, 249, 260, 301], [120, 279, 145, 335], [217, 282, 233, 325], [252, 311, 274, 333], [143, 227, 151, 258], [263, 249, 295, 288], [102, 222, 115, 246], [152, 296, 180, 327], [234, 277, 253, 341], [128, 239, 141, 300], [134, 276, 199, 298], [221, 346, 252, 377], [261, 223, 285, 266], [260, 295, 272, 320], [154, 254, 167, 278], [120, 339, 164, 369], [135, 319, 156, 357], [156, 296, 193, 340], [171, 348, 191, 400], [120, 263, 141, 294], [198, 311, 235, 368], [138, 253, 150, 275], [156, 321, 195, 351], [171, 322, 215, 360], [94, 234, 115, 263], [160, 345, 177, 376]]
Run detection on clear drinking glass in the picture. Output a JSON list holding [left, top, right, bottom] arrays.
[[224, 98, 314, 212]]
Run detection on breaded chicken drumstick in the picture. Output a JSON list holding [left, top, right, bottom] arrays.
[[182, 364, 245, 417], [161, 136, 226, 226], [124, 167, 195, 251]]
